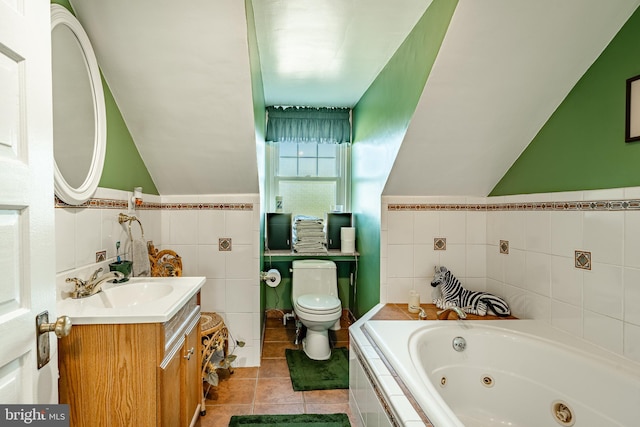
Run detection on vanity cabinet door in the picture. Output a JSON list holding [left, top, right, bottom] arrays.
[[182, 317, 201, 426], [159, 340, 183, 427]]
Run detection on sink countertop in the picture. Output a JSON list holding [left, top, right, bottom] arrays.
[[57, 276, 205, 325]]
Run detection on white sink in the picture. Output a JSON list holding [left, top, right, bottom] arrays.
[[58, 276, 205, 324], [88, 283, 174, 308]]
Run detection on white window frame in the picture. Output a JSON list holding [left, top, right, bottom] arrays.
[[265, 141, 351, 214]]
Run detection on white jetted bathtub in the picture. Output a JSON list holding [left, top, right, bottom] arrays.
[[352, 318, 640, 427]]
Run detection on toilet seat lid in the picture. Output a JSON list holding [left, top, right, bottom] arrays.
[[297, 294, 341, 311]]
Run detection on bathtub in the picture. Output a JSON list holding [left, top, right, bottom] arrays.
[[356, 319, 640, 427]]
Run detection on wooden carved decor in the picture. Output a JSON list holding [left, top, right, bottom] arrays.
[[148, 242, 183, 277]]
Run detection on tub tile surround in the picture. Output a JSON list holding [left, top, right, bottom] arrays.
[[350, 304, 640, 427], [382, 187, 640, 363], [55, 188, 262, 366], [350, 305, 428, 427], [350, 305, 504, 427]]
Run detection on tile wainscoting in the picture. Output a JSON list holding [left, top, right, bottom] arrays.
[[382, 187, 640, 363], [55, 187, 262, 366]]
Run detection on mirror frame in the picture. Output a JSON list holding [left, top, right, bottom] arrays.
[[51, 5, 106, 205]]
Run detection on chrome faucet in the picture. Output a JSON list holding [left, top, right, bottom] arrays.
[[410, 306, 428, 320], [67, 268, 123, 299], [436, 306, 467, 320]]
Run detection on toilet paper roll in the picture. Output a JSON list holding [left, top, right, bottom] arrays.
[[341, 239, 355, 253], [263, 268, 281, 288], [341, 227, 355, 240]]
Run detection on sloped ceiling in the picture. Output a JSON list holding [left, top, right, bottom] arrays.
[[69, 0, 431, 195], [384, 0, 640, 196], [69, 0, 640, 196], [70, 0, 259, 195]]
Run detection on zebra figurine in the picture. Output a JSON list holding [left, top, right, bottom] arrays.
[[430, 266, 511, 317]]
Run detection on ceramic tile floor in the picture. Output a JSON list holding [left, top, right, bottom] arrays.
[[200, 313, 355, 427]]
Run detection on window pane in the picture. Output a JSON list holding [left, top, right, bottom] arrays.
[[298, 142, 317, 158], [318, 143, 336, 158], [268, 141, 349, 215], [279, 157, 297, 176], [318, 158, 336, 177], [298, 158, 316, 176], [279, 180, 337, 219], [279, 141, 298, 157]]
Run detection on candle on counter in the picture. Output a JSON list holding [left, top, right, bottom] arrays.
[[408, 290, 420, 313]]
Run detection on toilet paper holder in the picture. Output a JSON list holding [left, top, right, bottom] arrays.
[[260, 269, 281, 287]]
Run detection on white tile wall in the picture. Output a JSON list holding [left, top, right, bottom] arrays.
[[382, 188, 640, 364], [161, 194, 261, 367], [55, 189, 262, 367], [382, 196, 487, 305], [584, 263, 623, 320], [55, 187, 158, 297]]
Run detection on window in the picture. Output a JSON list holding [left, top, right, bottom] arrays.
[[266, 141, 351, 218]]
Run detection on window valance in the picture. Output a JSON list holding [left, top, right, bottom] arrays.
[[266, 106, 351, 143]]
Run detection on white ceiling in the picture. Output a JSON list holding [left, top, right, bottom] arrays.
[[251, 0, 431, 107], [69, 0, 640, 197]]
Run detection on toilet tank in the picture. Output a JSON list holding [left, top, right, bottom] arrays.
[[291, 259, 338, 301]]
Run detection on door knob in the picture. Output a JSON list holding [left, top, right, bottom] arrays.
[[39, 315, 72, 338], [36, 311, 72, 369]]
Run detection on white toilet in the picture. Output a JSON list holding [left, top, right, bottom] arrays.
[[291, 259, 342, 360]]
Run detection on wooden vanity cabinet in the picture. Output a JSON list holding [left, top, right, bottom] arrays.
[[159, 343, 182, 427], [59, 294, 202, 427], [182, 318, 201, 426], [158, 312, 201, 427]]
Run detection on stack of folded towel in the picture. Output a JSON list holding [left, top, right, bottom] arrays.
[[292, 215, 327, 253]]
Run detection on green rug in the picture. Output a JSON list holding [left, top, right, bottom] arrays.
[[285, 347, 349, 391], [228, 413, 350, 427]]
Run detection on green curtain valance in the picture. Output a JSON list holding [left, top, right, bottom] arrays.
[[266, 106, 351, 143]]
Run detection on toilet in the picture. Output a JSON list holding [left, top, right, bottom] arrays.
[[291, 259, 342, 360]]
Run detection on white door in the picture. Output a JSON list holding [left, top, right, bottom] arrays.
[[0, 0, 58, 403]]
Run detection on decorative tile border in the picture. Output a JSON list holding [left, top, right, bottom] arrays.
[[158, 202, 253, 211], [55, 196, 254, 211], [55, 196, 129, 209], [388, 203, 485, 211], [388, 199, 640, 212]]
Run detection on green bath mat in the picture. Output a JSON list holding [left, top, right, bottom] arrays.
[[285, 347, 349, 391], [228, 413, 350, 427]]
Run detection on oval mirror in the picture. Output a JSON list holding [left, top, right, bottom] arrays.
[[51, 5, 106, 205]]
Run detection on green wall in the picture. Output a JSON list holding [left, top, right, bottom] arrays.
[[491, 6, 640, 196], [52, 0, 158, 195], [351, 0, 458, 317], [98, 78, 158, 194], [257, 0, 460, 314], [262, 259, 354, 311], [52, 0, 72, 11], [244, 0, 268, 324]]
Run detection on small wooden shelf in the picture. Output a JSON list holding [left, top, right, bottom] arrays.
[[264, 249, 359, 261]]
